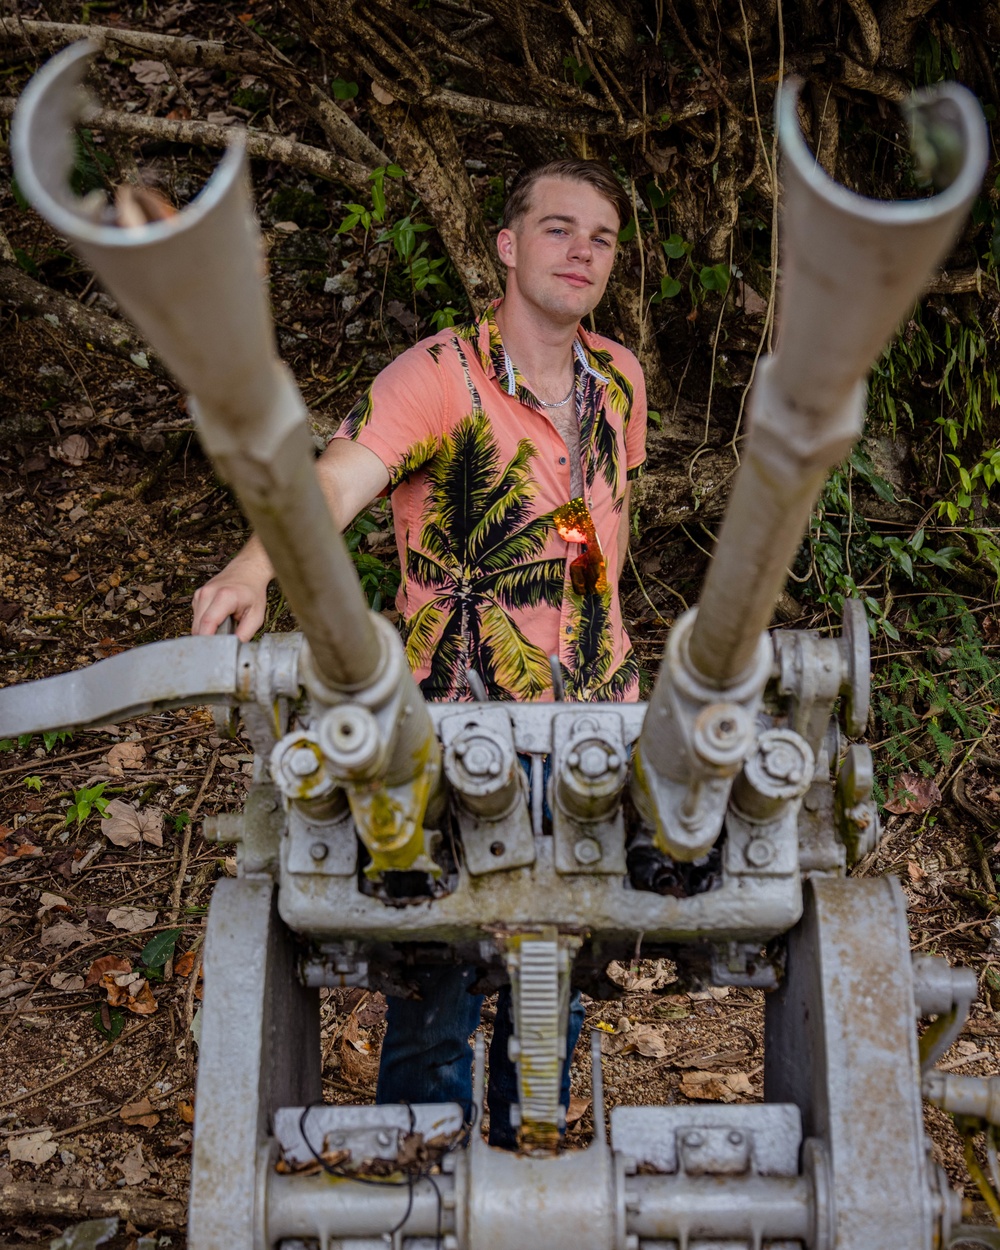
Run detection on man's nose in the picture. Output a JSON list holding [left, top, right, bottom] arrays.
[[567, 232, 592, 262]]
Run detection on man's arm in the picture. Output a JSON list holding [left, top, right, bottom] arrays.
[[191, 439, 391, 640], [617, 481, 633, 573]]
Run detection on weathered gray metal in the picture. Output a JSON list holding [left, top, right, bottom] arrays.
[[633, 78, 988, 863], [11, 41, 444, 879], [765, 876, 963, 1250], [0, 634, 242, 735], [4, 43, 997, 1250], [12, 42, 379, 694]]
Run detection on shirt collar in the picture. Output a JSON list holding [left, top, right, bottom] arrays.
[[473, 299, 610, 397]]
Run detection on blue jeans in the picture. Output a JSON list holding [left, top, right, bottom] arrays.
[[376, 964, 585, 1149]]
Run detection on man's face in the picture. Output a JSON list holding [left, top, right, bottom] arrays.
[[497, 177, 619, 325]]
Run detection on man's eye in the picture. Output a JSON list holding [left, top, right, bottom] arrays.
[[594, 237, 612, 248]]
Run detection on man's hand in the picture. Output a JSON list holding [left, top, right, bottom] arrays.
[[191, 438, 391, 641], [192, 540, 274, 641]]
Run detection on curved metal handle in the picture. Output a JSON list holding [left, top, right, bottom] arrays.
[[0, 635, 242, 736]]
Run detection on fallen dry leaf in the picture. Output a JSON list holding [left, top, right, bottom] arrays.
[[117, 1143, 151, 1186], [631, 1027, 671, 1059], [40, 918, 91, 949], [679, 1070, 754, 1103], [36, 892, 69, 918], [176, 1099, 195, 1124], [50, 971, 85, 993], [129, 59, 169, 85], [51, 434, 90, 466], [340, 1014, 379, 1086], [105, 742, 146, 774], [174, 950, 196, 978], [107, 906, 158, 932], [85, 955, 131, 988], [565, 1095, 590, 1127], [101, 800, 163, 848], [126, 980, 158, 1015], [8, 1130, 58, 1166], [884, 772, 943, 815], [0, 836, 42, 866], [120, 1097, 160, 1129]]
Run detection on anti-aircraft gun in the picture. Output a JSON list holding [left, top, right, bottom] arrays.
[[4, 41, 999, 1250]]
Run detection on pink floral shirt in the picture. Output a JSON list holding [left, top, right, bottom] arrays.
[[334, 302, 647, 702]]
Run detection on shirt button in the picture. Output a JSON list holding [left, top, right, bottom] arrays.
[[559, 456, 567, 465]]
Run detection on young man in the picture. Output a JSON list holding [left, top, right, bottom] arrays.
[[192, 159, 648, 1142]]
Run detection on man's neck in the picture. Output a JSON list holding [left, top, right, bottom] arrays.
[[493, 294, 579, 389]]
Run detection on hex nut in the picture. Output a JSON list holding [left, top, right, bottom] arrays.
[[574, 837, 602, 865], [745, 837, 774, 867]]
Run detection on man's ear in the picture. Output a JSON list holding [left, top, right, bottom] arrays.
[[496, 226, 516, 269]]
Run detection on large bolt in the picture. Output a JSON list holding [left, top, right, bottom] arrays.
[[309, 841, 328, 862], [288, 746, 320, 778], [578, 745, 609, 778], [760, 739, 805, 784], [463, 740, 498, 777], [692, 703, 753, 769], [270, 732, 335, 801]]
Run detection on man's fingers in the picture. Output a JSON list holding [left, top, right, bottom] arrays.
[[192, 586, 241, 637], [233, 604, 265, 642]]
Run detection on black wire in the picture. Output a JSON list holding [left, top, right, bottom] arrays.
[[295, 1099, 476, 1246]]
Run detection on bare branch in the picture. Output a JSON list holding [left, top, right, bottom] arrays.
[[838, 56, 908, 101], [844, 0, 882, 67], [428, 87, 683, 134], [0, 261, 167, 375], [926, 267, 988, 295], [0, 18, 388, 172], [0, 96, 371, 190], [0, 1181, 185, 1230]]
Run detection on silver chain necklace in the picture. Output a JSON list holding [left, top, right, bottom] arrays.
[[535, 384, 575, 409], [502, 345, 576, 410]]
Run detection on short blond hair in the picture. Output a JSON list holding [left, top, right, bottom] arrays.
[[503, 160, 630, 232]]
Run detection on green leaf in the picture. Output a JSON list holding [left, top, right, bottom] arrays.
[[662, 233, 687, 259], [24, 776, 42, 792], [14, 247, 39, 278], [698, 263, 730, 292], [92, 1005, 125, 1042], [331, 78, 359, 100], [617, 218, 636, 244], [140, 928, 182, 969]]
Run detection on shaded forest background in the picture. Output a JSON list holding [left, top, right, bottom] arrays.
[[1, 0, 999, 795]]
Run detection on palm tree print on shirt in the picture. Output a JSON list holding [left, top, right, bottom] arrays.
[[404, 415, 565, 700], [561, 590, 639, 701]]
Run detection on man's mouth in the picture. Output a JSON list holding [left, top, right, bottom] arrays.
[[555, 272, 592, 288]]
